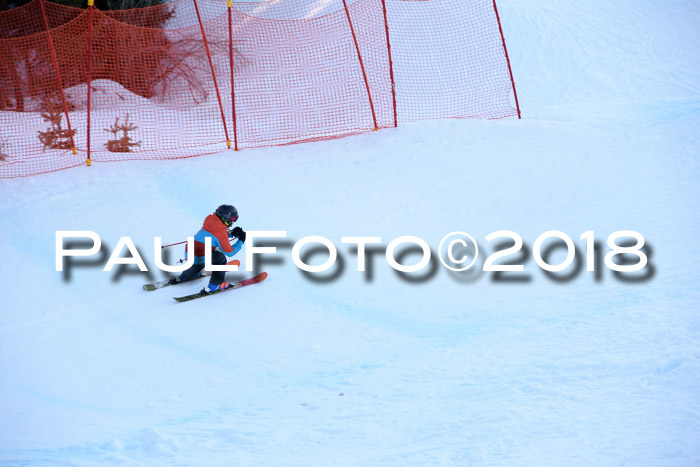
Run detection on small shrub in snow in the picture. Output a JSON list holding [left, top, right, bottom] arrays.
[[37, 94, 75, 151], [104, 114, 141, 153]]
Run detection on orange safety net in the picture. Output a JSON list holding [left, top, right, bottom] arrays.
[[0, 0, 519, 178]]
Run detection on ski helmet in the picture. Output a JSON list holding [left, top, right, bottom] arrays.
[[215, 204, 238, 225]]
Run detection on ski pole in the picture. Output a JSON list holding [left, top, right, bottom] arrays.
[[161, 240, 187, 249]]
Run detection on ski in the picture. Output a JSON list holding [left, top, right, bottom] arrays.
[[173, 272, 268, 303], [142, 260, 240, 291]]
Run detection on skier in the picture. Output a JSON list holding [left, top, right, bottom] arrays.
[[169, 204, 247, 294]]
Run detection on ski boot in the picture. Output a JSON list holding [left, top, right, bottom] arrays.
[[202, 281, 230, 294]]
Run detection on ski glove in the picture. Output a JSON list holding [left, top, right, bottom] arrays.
[[232, 226, 246, 243]]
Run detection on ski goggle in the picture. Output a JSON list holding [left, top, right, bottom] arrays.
[[222, 216, 237, 226]]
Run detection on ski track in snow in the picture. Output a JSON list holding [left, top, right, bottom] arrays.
[[1, 0, 700, 465]]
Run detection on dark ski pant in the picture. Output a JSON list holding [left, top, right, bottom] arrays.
[[179, 249, 227, 286]]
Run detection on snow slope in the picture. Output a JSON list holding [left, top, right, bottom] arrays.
[[1, 0, 699, 465]]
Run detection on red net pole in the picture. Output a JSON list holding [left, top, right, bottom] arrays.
[[86, 0, 94, 165], [341, 0, 378, 131], [492, 0, 521, 119], [380, 0, 397, 128], [192, 0, 231, 149], [227, 0, 238, 151], [38, 0, 77, 153]]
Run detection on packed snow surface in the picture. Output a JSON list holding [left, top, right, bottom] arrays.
[[1, 0, 699, 465]]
